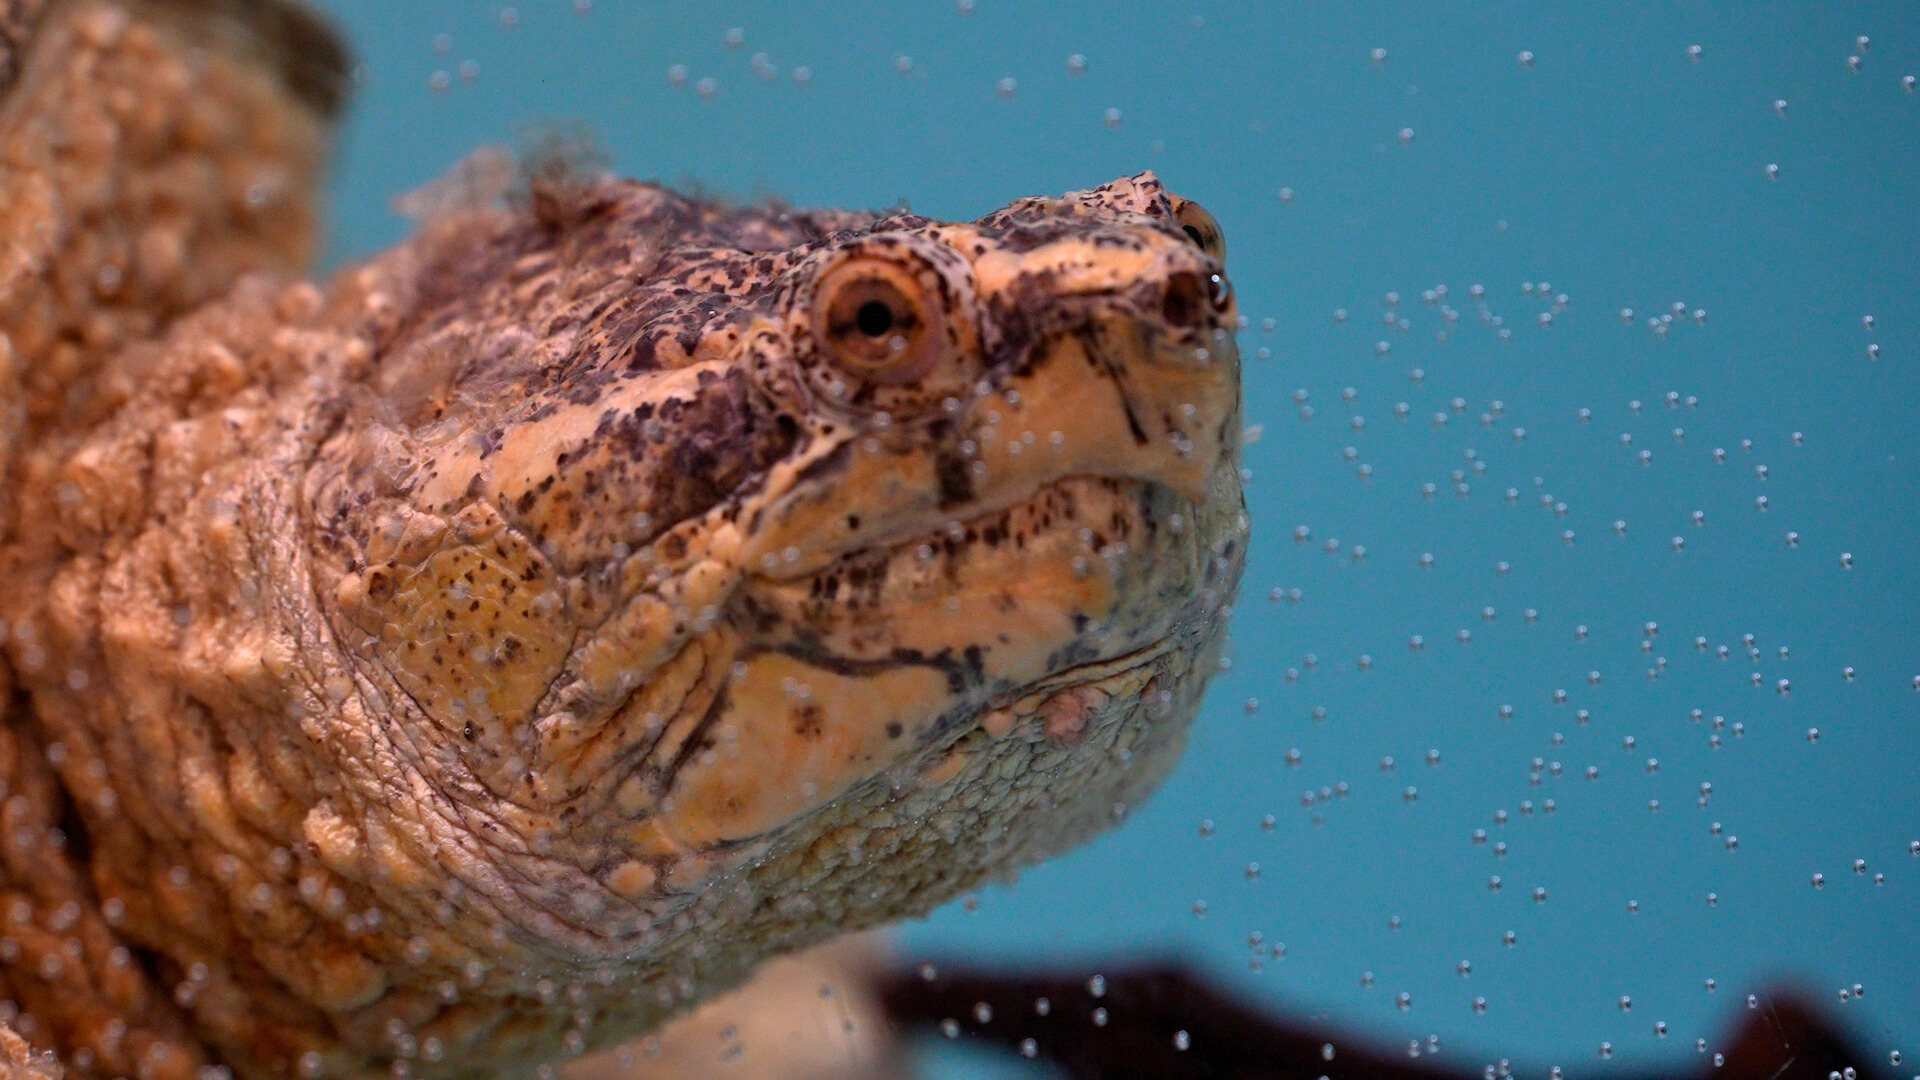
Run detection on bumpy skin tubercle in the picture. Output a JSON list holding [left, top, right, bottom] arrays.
[[0, 4, 1245, 1078]]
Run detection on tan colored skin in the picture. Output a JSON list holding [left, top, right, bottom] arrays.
[[563, 933, 903, 1080], [0, 2, 1246, 1078]]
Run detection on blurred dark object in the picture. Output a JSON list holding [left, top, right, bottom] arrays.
[[879, 960, 1893, 1080]]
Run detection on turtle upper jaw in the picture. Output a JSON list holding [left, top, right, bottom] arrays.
[[734, 317, 1240, 587]]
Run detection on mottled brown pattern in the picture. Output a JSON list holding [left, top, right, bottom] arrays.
[[0, 4, 1245, 1079]]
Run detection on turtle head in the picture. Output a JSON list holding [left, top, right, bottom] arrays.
[[309, 171, 1244, 1057], [331, 171, 1245, 877]]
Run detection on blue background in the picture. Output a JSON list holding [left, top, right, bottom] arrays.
[[308, 2, 1920, 1075]]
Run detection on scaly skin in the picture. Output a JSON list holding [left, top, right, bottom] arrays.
[[0, 3, 1246, 1078]]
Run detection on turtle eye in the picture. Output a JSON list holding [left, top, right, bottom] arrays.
[[813, 257, 947, 385], [1169, 195, 1226, 264]]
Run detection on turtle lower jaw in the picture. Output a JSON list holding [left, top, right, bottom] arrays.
[[679, 467, 1232, 845]]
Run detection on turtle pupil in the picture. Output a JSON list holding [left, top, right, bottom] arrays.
[[1183, 223, 1207, 249], [855, 300, 894, 337]]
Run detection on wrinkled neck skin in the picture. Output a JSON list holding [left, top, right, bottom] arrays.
[[0, 0, 346, 1076], [0, 65, 1244, 1077]]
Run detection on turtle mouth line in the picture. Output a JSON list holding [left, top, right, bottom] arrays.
[[954, 640, 1173, 750], [988, 638, 1176, 715]]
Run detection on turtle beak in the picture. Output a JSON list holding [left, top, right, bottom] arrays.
[[972, 233, 1240, 510]]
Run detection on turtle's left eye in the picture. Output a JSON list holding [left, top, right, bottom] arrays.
[[1169, 196, 1226, 264], [813, 256, 948, 385]]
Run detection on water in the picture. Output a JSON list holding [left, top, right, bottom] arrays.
[[311, 1, 1919, 1075]]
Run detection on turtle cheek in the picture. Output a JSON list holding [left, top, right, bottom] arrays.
[[331, 501, 571, 779], [654, 657, 957, 848]]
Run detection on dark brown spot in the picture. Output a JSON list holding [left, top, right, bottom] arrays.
[[1161, 271, 1209, 331], [935, 453, 973, 508]]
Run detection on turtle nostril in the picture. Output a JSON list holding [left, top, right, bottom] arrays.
[[1161, 271, 1210, 331]]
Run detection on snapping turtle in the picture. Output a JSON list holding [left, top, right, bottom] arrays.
[[0, 0, 1246, 1076]]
